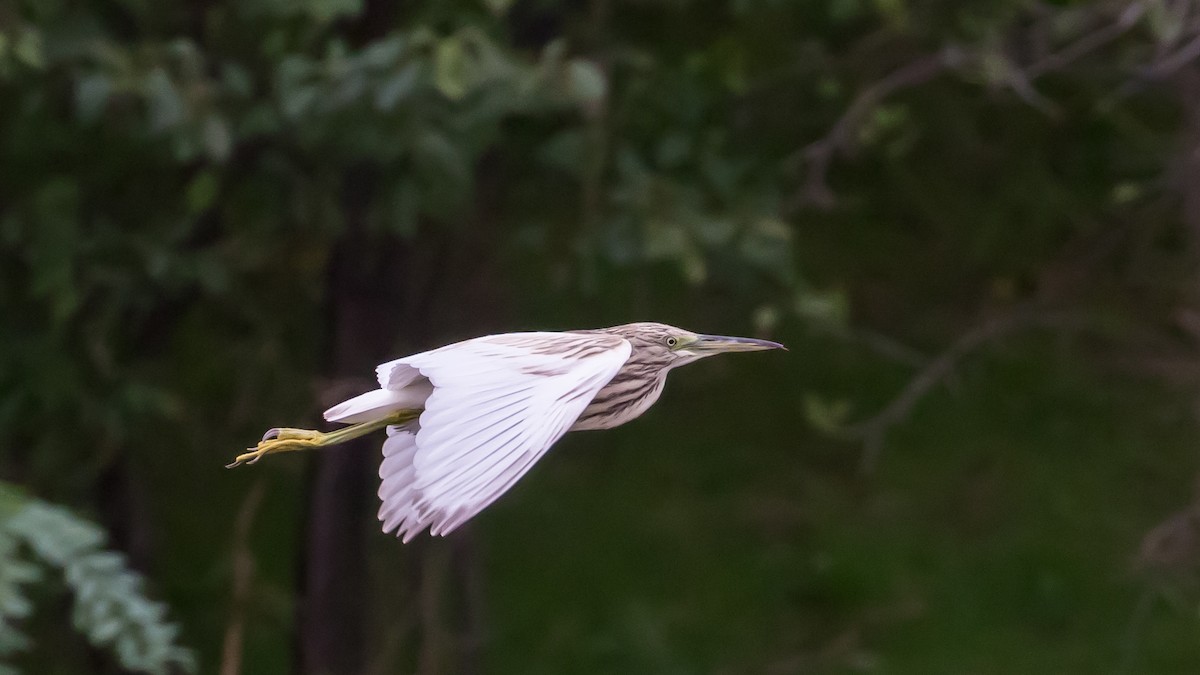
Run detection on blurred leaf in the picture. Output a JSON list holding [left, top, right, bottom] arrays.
[[308, 0, 363, 22], [738, 217, 794, 282], [566, 59, 607, 105], [375, 63, 421, 111], [858, 103, 909, 148], [144, 68, 185, 132], [693, 216, 735, 246], [434, 36, 470, 100], [1111, 181, 1143, 206], [793, 288, 848, 326], [644, 219, 687, 259], [202, 115, 233, 161], [538, 38, 568, 73], [281, 85, 319, 120], [222, 63, 254, 97], [361, 36, 406, 69], [75, 74, 111, 122], [816, 76, 842, 100], [0, 485, 195, 673], [483, 0, 515, 16], [185, 171, 219, 214], [753, 304, 780, 334], [13, 30, 43, 69], [978, 48, 1013, 87], [1146, 0, 1184, 45], [802, 393, 852, 434], [681, 244, 707, 284]]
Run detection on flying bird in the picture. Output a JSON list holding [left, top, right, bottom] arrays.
[[227, 322, 783, 541]]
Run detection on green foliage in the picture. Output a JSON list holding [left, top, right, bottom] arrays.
[[0, 483, 195, 675], [3, 0, 1200, 670]]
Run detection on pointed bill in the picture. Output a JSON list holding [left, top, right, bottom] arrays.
[[692, 334, 786, 353]]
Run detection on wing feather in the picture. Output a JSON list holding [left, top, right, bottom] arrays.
[[374, 332, 630, 540]]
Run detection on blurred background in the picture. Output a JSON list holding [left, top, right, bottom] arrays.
[[4, 0, 1200, 672]]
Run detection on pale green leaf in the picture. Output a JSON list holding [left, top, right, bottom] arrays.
[[803, 394, 853, 434], [793, 288, 848, 325], [75, 74, 111, 122], [13, 30, 43, 69], [375, 63, 421, 111], [281, 85, 319, 120], [566, 59, 606, 104], [144, 68, 185, 132], [483, 0, 515, 16], [361, 36, 405, 69], [434, 36, 470, 100], [202, 115, 233, 161]]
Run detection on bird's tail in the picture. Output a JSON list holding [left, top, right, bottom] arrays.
[[324, 385, 430, 424]]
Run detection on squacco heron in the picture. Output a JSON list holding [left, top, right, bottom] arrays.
[[227, 322, 784, 541]]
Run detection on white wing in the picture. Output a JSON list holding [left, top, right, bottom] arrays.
[[375, 332, 631, 541]]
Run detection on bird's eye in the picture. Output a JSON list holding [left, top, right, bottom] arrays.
[[665, 336, 678, 348]]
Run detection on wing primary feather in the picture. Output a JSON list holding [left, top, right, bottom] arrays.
[[424, 401, 528, 449], [371, 333, 632, 539], [416, 393, 532, 447], [415, 412, 526, 478], [415, 422, 528, 497], [424, 426, 529, 503]]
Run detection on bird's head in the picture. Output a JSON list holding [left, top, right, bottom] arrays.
[[594, 322, 785, 370]]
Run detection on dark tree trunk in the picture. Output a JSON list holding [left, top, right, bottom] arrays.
[[88, 456, 157, 675], [295, 440, 371, 675], [296, 166, 399, 675], [295, 149, 509, 674]]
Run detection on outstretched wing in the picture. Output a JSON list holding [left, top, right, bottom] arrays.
[[375, 332, 631, 541]]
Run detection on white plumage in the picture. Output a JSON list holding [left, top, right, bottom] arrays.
[[230, 322, 783, 540], [326, 332, 631, 541]]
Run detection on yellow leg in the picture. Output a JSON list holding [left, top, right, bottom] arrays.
[[226, 410, 419, 469], [263, 428, 322, 442]]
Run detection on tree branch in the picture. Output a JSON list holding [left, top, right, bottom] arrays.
[[844, 307, 1080, 474], [788, 1, 1152, 210], [220, 481, 265, 675], [787, 52, 952, 210], [819, 323, 929, 369], [1142, 32, 1200, 80], [1025, 2, 1147, 79]]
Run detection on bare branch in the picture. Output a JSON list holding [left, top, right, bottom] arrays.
[[844, 307, 1080, 474], [1004, 67, 1062, 118], [788, 1, 1151, 209], [1026, 2, 1147, 78], [1143, 33, 1200, 80], [819, 323, 929, 369], [787, 52, 951, 210], [220, 482, 266, 675]]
